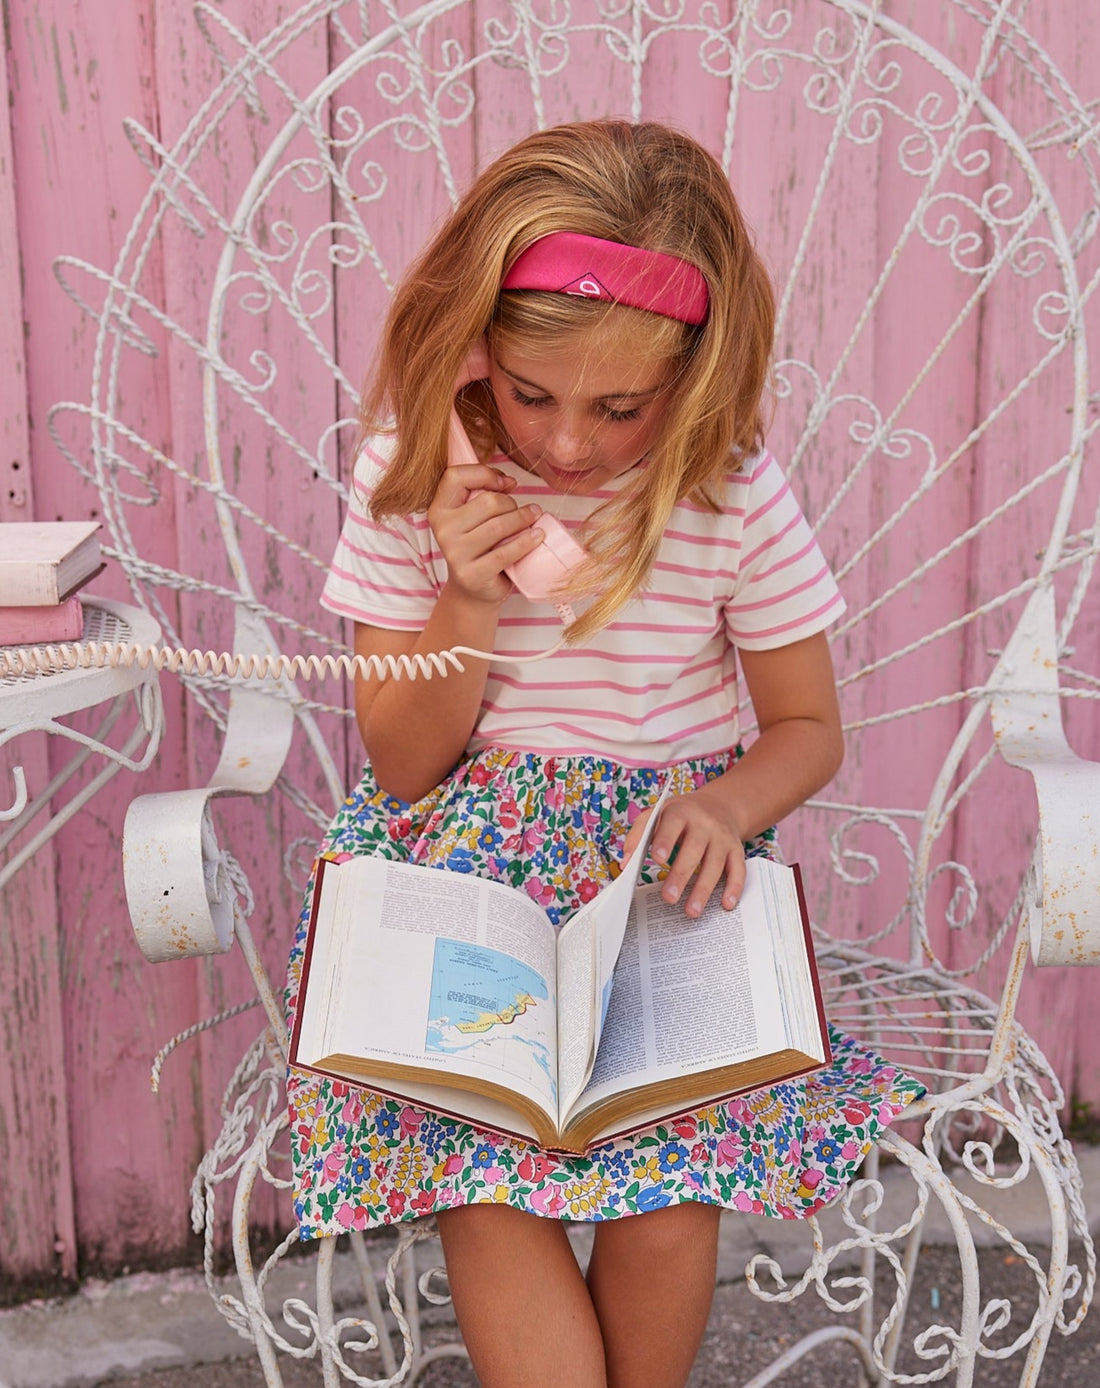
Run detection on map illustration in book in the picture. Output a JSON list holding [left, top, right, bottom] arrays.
[[291, 786, 831, 1154], [426, 941, 556, 1101]]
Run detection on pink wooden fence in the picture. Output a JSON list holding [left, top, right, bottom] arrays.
[[2, 0, 1098, 1288]]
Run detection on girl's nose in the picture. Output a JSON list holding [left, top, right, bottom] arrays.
[[548, 413, 593, 463]]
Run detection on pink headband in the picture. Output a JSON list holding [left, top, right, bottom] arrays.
[[501, 232, 709, 326]]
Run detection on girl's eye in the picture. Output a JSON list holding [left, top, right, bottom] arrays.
[[508, 386, 642, 423], [510, 387, 552, 408]]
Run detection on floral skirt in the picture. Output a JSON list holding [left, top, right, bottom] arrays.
[[285, 747, 925, 1238]]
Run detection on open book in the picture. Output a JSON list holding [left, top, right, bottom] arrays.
[[291, 798, 830, 1154]]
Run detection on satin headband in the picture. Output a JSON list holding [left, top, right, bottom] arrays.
[[501, 232, 709, 326]]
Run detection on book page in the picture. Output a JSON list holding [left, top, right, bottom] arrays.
[[579, 862, 804, 1108], [590, 780, 674, 1031], [554, 919, 597, 1125], [756, 862, 820, 1054], [554, 782, 673, 1121], [296, 857, 560, 1119]]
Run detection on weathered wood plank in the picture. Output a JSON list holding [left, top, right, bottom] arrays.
[[965, 0, 1100, 1106], [151, 0, 341, 1246], [0, 22, 78, 1284], [7, 0, 204, 1270], [0, 26, 31, 526], [2, 0, 1098, 1282]]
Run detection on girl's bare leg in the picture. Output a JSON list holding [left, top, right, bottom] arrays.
[[436, 1204, 607, 1388], [586, 1202, 722, 1388]]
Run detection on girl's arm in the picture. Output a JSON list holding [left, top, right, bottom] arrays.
[[352, 463, 543, 801], [623, 631, 843, 917]]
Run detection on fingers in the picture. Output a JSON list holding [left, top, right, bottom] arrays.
[[433, 468, 540, 542], [438, 463, 518, 505], [644, 794, 747, 917], [661, 843, 745, 917], [622, 808, 653, 866], [430, 467, 546, 601], [654, 828, 720, 916], [495, 519, 546, 565], [720, 854, 748, 911], [460, 503, 544, 579]]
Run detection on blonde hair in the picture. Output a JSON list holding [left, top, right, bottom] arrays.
[[362, 119, 775, 641]]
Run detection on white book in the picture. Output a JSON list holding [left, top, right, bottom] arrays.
[[0, 521, 102, 606]]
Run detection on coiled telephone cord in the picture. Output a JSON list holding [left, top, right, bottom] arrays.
[[0, 637, 564, 683]]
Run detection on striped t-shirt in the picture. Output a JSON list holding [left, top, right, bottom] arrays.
[[322, 437, 844, 767]]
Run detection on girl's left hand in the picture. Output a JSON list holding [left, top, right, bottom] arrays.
[[622, 784, 747, 918]]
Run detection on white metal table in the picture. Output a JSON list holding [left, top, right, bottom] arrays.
[[0, 597, 164, 889]]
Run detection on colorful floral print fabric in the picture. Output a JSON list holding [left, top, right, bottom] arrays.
[[285, 748, 925, 1237]]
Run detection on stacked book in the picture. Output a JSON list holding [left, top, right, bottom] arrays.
[[0, 521, 104, 646]]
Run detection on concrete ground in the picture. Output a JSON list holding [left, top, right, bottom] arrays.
[[1, 1146, 1097, 1388]]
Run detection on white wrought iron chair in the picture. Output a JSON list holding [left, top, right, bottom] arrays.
[[39, 1, 1100, 1384]]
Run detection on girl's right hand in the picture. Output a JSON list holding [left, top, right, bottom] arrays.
[[428, 464, 545, 605]]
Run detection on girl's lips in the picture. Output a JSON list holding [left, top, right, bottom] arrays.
[[541, 461, 596, 486]]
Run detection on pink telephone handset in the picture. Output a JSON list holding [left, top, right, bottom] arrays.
[[450, 345, 588, 608]]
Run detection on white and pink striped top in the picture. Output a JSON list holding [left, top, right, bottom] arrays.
[[322, 437, 844, 768]]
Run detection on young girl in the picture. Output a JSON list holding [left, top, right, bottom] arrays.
[[286, 119, 924, 1387]]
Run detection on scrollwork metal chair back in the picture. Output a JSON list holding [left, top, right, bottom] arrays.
[[49, 1, 1100, 1384]]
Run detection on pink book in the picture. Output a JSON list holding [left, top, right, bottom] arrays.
[[0, 595, 85, 646]]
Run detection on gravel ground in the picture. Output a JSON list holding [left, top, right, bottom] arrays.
[[96, 1242, 1096, 1387]]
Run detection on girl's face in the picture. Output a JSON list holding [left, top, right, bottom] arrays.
[[488, 317, 676, 494]]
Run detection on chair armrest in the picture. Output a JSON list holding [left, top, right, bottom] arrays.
[[990, 585, 1100, 966], [207, 609, 298, 794], [124, 608, 296, 961], [125, 787, 236, 961]]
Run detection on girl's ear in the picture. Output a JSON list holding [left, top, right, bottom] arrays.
[[455, 338, 492, 393]]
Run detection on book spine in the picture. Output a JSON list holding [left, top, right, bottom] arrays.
[[792, 864, 833, 1067], [287, 856, 334, 1066], [0, 595, 85, 645]]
